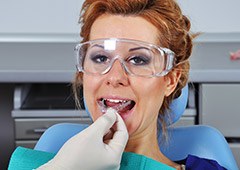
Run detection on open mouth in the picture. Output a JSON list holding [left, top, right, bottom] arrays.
[[98, 98, 136, 115]]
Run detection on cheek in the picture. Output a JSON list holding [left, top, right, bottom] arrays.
[[135, 77, 167, 108], [144, 79, 167, 118], [83, 75, 101, 121], [128, 78, 167, 133]]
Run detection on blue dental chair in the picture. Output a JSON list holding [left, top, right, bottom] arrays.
[[34, 85, 239, 170]]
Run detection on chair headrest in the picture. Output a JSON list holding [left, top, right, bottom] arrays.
[[166, 84, 188, 126], [84, 84, 188, 125]]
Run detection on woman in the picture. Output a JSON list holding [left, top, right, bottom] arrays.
[[9, 0, 226, 169], [74, 0, 190, 169]]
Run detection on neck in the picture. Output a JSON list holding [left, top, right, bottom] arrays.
[[124, 125, 180, 169], [124, 126, 162, 160]]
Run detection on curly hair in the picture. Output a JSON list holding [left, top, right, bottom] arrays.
[[73, 0, 194, 136]]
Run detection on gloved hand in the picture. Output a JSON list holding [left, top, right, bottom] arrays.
[[37, 108, 129, 170]]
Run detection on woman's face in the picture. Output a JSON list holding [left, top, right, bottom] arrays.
[[83, 14, 177, 136]]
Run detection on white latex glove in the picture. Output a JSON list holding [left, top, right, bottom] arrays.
[[37, 108, 128, 170]]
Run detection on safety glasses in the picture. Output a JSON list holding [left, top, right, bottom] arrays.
[[75, 38, 176, 77]]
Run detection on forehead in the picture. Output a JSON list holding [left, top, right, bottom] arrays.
[[89, 14, 159, 45], [86, 39, 158, 57]]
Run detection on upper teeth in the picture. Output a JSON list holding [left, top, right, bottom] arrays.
[[104, 99, 128, 103]]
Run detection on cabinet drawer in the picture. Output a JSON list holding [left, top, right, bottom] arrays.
[[15, 140, 37, 149], [200, 84, 240, 137], [15, 118, 91, 140], [171, 117, 195, 127]]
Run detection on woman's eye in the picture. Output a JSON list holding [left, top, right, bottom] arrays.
[[129, 56, 150, 65], [90, 54, 109, 63]]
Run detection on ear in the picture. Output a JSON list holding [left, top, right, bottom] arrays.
[[164, 70, 181, 97]]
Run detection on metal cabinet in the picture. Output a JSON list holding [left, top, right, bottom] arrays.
[[12, 84, 91, 149], [199, 83, 240, 167]]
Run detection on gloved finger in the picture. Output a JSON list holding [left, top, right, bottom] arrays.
[[108, 112, 129, 150], [103, 126, 115, 142], [91, 108, 117, 137]]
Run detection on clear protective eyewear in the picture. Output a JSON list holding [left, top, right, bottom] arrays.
[[75, 38, 176, 77]]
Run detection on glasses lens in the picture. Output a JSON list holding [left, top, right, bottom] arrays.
[[125, 46, 165, 76], [77, 39, 172, 77], [83, 41, 115, 74]]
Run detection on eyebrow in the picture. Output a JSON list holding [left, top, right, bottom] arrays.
[[91, 44, 104, 49], [129, 47, 150, 52], [91, 44, 150, 51]]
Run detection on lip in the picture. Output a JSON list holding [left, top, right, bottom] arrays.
[[97, 96, 135, 120]]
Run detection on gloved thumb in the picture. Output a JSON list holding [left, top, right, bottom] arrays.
[[91, 108, 117, 137]]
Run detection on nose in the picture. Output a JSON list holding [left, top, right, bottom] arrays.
[[105, 59, 129, 87]]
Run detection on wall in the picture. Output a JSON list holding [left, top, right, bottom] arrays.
[[178, 0, 240, 33], [0, 0, 83, 35], [1, 0, 240, 36]]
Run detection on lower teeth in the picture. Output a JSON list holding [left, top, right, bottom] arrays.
[[113, 101, 132, 111], [99, 100, 132, 113]]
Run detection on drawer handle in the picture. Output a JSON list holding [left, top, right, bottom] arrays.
[[33, 128, 47, 133]]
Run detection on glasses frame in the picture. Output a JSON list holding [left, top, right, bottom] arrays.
[[74, 38, 176, 77]]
